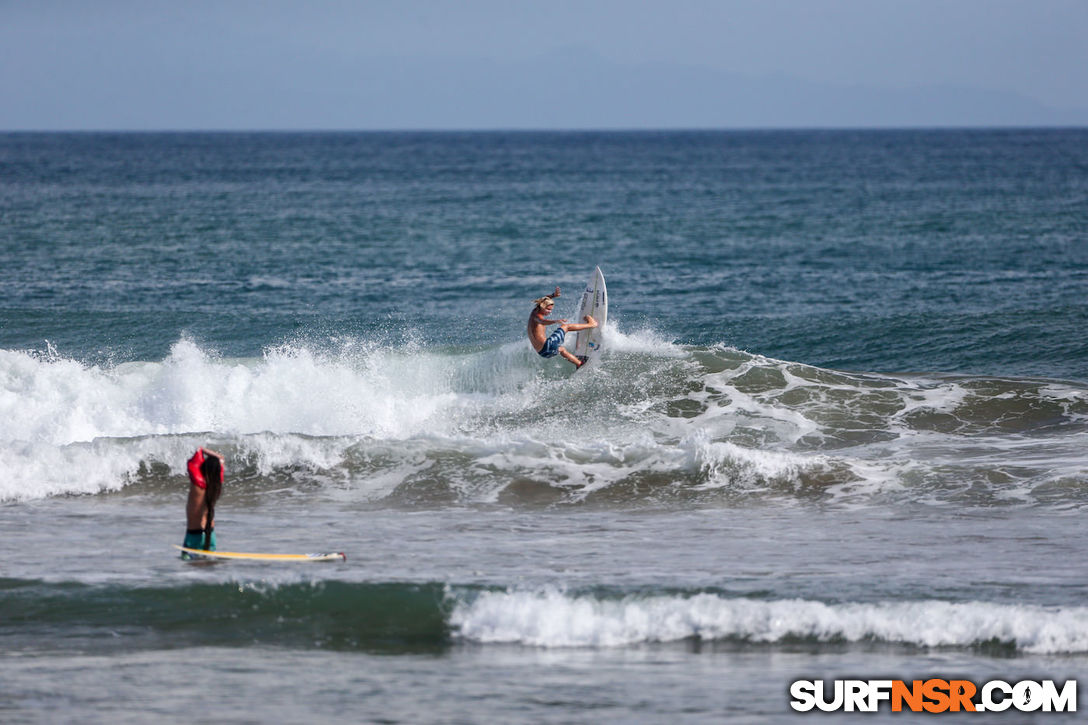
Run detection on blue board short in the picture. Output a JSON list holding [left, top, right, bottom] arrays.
[[181, 528, 216, 558], [538, 328, 565, 358]]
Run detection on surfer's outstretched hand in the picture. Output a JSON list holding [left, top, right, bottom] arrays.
[[553, 286, 561, 298]]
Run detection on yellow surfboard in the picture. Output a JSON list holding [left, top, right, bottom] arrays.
[[174, 545, 346, 562]]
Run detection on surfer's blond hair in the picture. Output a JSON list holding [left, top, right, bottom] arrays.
[[533, 296, 556, 309]]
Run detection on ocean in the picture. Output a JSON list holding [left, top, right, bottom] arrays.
[[1, 129, 1087, 723]]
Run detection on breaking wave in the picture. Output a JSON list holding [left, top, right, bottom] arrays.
[[450, 588, 1088, 654], [2, 331, 1087, 506], [5, 578, 1087, 655]]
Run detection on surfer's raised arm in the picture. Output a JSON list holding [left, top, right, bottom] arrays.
[[529, 287, 564, 323]]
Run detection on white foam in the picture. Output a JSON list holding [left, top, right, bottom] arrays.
[[598, 321, 687, 357], [450, 589, 1088, 653], [5, 335, 1087, 505], [457, 428, 837, 501], [678, 431, 836, 493], [0, 338, 487, 447], [0, 435, 200, 502], [891, 381, 969, 422], [0, 338, 501, 500]]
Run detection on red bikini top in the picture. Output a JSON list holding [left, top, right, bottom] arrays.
[[186, 448, 222, 490]]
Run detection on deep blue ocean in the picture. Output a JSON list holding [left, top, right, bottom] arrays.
[[2, 130, 1087, 723]]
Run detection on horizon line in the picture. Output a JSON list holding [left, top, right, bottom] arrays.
[[3, 124, 1087, 134]]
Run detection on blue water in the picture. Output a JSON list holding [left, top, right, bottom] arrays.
[[4, 130, 1086, 375], [2, 130, 1087, 723]]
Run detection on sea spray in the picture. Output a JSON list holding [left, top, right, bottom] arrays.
[[3, 333, 1087, 506]]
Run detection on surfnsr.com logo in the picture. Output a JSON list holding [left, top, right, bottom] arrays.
[[790, 679, 1077, 713]]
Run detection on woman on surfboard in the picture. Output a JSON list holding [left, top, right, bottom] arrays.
[[528, 286, 598, 369], [181, 447, 224, 558]]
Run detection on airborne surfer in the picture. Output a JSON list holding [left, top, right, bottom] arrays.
[[527, 286, 598, 369]]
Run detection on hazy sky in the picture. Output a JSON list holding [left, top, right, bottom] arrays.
[[2, 0, 1087, 129]]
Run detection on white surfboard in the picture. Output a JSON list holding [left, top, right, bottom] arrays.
[[174, 545, 346, 562], [572, 266, 607, 362]]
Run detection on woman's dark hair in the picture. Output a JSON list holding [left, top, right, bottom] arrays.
[[200, 454, 223, 550]]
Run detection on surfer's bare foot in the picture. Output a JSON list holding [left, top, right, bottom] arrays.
[[559, 349, 582, 367], [583, 315, 597, 327]]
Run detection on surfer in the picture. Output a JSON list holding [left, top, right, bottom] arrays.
[[181, 447, 225, 558], [528, 286, 598, 368]]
